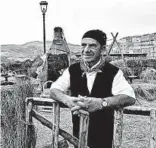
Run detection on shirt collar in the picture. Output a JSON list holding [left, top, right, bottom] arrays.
[[80, 57, 105, 74], [84, 58, 102, 70]]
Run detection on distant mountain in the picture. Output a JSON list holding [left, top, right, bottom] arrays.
[[1, 41, 81, 63]]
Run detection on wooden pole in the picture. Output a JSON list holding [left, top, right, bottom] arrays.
[[149, 109, 156, 148], [108, 32, 118, 55], [78, 113, 89, 148], [25, 99, 33, 148], [52, 102, 60, 148], [111, 33, 125, 62], [123, 106, 155, 116], [113, 109, 123, 148]]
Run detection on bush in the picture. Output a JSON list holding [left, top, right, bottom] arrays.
[[126, 59, 156, 77], [126, 59, 143, 76]]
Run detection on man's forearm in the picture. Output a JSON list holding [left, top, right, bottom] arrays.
[[50, 88, 70, 107], [105, 94, 135, 109]]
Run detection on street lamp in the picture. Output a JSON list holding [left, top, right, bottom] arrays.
[[40, 1, 48, 54]]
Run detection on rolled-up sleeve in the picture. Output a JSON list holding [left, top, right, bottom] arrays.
[[50, 68, 70, 93], [112, 70, 136, 99]]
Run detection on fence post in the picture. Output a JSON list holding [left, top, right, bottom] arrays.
[[25, 99, 33, 148], [113, 109, 123, 148], [52, 102, 60, 148], [78, 112, 89, 148], [149, 109, 156, 148]]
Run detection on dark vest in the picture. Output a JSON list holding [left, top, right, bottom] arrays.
[[69, 62, 119, 148]]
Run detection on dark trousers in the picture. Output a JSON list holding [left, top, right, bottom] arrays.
[[73, 109, 114, 148]]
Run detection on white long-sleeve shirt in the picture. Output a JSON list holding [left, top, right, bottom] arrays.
[[51, 68, 135, 99]]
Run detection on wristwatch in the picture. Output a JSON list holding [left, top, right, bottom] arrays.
[[101, 98, 108, 107]]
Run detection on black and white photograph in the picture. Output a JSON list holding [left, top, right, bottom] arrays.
[[1, 0, 156, 148]]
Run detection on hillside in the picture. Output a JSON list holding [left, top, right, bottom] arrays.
[[2, 31, 156, 63], [1, 41, 81, 63]]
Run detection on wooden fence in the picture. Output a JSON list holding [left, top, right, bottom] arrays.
[[25, 97, 156, 148], [113, 106, 156, 148]]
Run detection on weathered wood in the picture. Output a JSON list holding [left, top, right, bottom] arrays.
[[25, 99, 33, 148], [149, 109, 156, 148], [108, 32, 118, 55], [123, 106, 155, 116], [113, 109, 123, 148], [27, 97, 156, 148], [26, 97, 89, 147], [31, 110, 79, 147], [26, 97, 56, 106], [124, 106, 156, 111], [78, 113, 89, 148], [52, 103, 60, 148], [27, 97, 90, 113]]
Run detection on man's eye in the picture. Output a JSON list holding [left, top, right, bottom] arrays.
[[81, 44, 86, 48], [90, 44, 96, 48]]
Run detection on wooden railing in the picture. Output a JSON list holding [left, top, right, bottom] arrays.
[[113, 106, 156, 148], [25, 97, 156, 148], [25, 97, 89, 148]]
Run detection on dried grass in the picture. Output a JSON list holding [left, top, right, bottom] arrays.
[[140, 68, 156, 82], [111, 60, 132, 79], [1, 81, 36, 148], [132, 83, 156, 101]]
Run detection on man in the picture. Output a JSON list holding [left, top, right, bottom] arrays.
[[50, 29, 135, 148]]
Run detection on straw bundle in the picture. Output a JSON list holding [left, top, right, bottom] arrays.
[[1, 82, 36, 148], [140, 68, 156, 82], [132, 83, 156, 101], [111, 60, 132, 80]]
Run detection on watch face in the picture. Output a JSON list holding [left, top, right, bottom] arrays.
[[102, 101, 107, 107]]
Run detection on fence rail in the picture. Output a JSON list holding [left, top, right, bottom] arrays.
[[25, 97, 156, 148], [25, 97, 89, 148], [114, 106, 156, 148]]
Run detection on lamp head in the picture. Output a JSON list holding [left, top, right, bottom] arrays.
[[40, 1, 48, 13]]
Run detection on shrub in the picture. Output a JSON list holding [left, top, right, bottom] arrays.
[[126, 59, 156, 77], [126, 59, 143, 76]]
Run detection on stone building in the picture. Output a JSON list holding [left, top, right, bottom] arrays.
[[112, 32, 156, 59]]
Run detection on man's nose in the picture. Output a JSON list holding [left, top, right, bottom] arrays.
[[83, 45, 90, 53]]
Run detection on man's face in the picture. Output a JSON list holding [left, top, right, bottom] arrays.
[[81, 38, 102, 64]]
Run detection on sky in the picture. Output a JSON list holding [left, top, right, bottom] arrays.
[[1, 0, 156, 45]]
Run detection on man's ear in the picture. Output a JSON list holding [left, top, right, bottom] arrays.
[[101, 45, 106, 50], [101, 45, 107, 55]]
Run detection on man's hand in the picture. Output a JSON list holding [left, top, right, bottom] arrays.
[[50, 88, 88, 115], [66, 96, 81, 110], [72, 95, 103, 113], [67, 96, 89, 116]]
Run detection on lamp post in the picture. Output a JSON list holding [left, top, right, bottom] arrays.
[[40, 1, 48, 54]]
